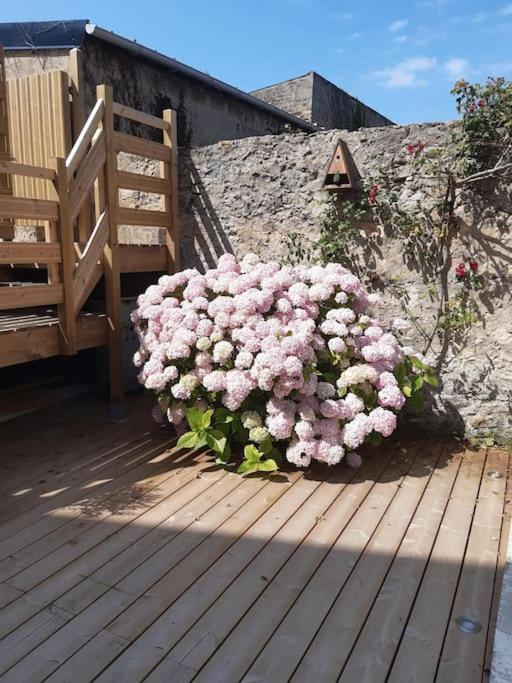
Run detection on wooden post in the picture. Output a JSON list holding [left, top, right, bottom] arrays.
[[162, 109, 180, 273], [69, 48, 92, 244], [97, 84, 126, 419], [51, 156, 77, 355], [0, 45, 14, 239]]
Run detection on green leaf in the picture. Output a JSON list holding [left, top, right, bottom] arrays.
[[177, 431, 200, 450], [216, 421, 232, 437], [408, 392, 425, 411], [195, 431, 208, 449], [201, 409, 214, 429], [258, 459, 279, 472], [244, 444, 262, 464], [412, 376, 424, 392], [215, 442, 232, 465], [424, 372, 438, 387], [395, 364, 407, 385], [410, 356, 426, 371], [205, 429, 227, 455], [214, 407, 234, 424], [337, 386, 347, 398], [186, 408, 204, 432], [402, 384, 412, 397], [260, 439, 273, 456], [237, 461, 257, 475]]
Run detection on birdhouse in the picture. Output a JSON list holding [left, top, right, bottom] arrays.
[[322, 139, 357, 192]]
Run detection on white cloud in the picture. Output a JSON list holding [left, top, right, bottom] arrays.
[[334, 11, 353, 20], [444, 57, 470, 79], [334, 47, 346, 54], [499, 3, 512, 15], [472, 12, 487, 23], [349, 31, 362, 40], [371, 56, 437, 87], [395, 34, 408, 43], [389, 19, 408, 31]]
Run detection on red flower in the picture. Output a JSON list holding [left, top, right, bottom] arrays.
[[416, 141, 425, 152], [455, 263, 466, 278], [368, 185, 379, 205], [469, 259, 479, 273], [477, 98, 485, 108], [406, 143, 415, 155]]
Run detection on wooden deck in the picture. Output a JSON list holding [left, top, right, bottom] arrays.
[[0, 394, 509, 683]]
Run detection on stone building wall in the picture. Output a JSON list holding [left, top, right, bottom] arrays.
[[176, 123, 512, 441], [252, 72, 393, 131], [251, 73, 315, 124]]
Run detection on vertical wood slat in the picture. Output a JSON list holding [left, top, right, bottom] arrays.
[[0, 45, 14, 236], [6, 70, 72, 223], [97, 84, 125, 414], [69, 48, 92, 243], [51, 157, 77, 355], [162, 109, 180, 273]]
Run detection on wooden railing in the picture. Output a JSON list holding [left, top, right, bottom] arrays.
[[0, 84, 179, 412]]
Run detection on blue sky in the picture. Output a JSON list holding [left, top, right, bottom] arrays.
[[3, 0, 511, 124]]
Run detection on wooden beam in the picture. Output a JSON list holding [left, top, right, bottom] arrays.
[[0, 314, 107, 368], [73, 210, 109, 314], [52, 157, 77, 355], [68, 128, 106, 224], [0, 160, 56, 181], [162, 108, 180, 272], [66, 98, 105, 181], [116, 170, 169, 195], [0, 284, 63, 310], [0, 196, 59, 221], [69, 48, 93, 244], [113, 131, 171, 163], [98, 84, 125, 413], [117, 206, 172, 228], [0, 242, 61, 264], [112, 102, 170, 131]]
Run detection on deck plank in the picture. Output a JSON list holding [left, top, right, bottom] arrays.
[[436, 449, 509, 682], [166, 446, 411, 682], [2, 475, 289, 681], [388, 447, 488, 683], [0, 395, 508, 683], [0, 456, 219, 671], [247, 443, 461, 683]]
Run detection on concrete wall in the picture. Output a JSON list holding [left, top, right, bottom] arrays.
[[251, 72, 314, 123], [80, 37, 305, 147], [252, 72, 393, 131], [176, 125, 512, 441], [4, 49, 70, 79], [312, 73, 393, 130]]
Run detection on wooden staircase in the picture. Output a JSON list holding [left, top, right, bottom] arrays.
[[0, 83, 179, 415]]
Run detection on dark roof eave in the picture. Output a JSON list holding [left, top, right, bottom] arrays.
[[85, 24, 316, 133]]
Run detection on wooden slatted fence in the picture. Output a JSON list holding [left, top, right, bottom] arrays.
[[0, 82, 179, 413]]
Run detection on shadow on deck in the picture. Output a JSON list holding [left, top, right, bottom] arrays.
[[0, 393, 509, 683]]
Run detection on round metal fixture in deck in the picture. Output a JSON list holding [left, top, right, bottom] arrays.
[[455, 616, 482, 634]]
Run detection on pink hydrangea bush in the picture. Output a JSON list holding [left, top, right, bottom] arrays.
[[132, 254, 435, 473]]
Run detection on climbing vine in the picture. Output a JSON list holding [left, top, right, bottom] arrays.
[[282, 77, 512, 355]]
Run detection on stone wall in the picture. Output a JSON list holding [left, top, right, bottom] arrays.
[[177, 123, 512, 441]]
